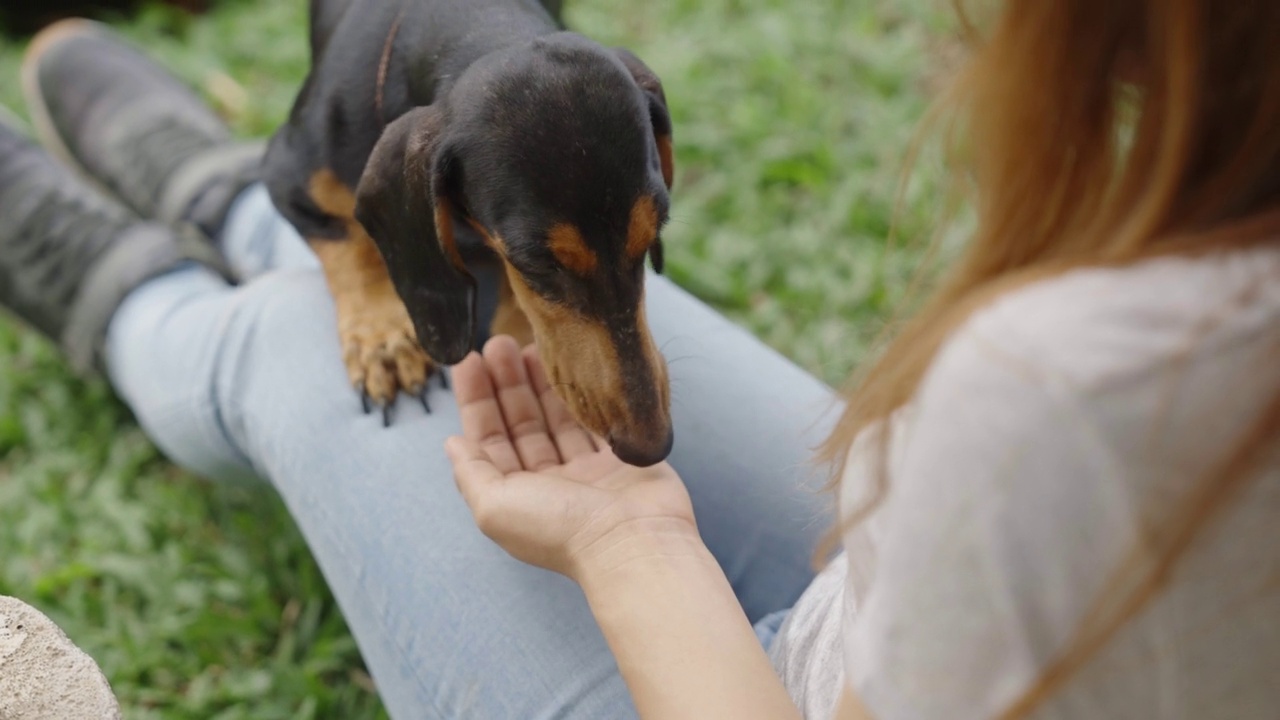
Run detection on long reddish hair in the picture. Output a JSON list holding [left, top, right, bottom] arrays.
[[821, 0, 1280, 715]]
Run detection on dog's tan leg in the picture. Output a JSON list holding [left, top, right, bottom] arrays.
[[308, 170, 435, 413]]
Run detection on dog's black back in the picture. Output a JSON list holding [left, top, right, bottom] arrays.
[[264, 0, 563, 244]]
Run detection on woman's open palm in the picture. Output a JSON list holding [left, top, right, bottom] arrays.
[[447, 336, 697, 580]]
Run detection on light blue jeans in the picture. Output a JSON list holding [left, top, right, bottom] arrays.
[[104, 184, 838, 719]]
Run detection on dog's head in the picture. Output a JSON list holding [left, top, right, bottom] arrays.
[[355, 33, 675, 466]]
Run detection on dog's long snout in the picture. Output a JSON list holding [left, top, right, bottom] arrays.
[[604, 337, 672, 466], [509, 267, 673, 467], [609, 424, 674, 468], [560, 356, 672, 466], [540, 321, 673, 467]]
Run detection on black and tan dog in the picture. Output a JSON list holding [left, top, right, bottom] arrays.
[[263, 0, 676, 466]]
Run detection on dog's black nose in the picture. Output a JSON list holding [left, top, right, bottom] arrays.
[[609, 426, 674, 468]]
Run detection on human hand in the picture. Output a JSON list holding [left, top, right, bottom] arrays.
[[446, 336, 699, 582]]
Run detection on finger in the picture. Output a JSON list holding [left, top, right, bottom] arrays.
[[590, 431, 613, 455], [447, 436, 599, 575], [446, 435, 507, 511], [483, 336, 562, 471], [452, 351, 523, 474], [522, 346, 598, 459]]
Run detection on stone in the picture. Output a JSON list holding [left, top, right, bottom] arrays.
[[0, 596, 120, 720]]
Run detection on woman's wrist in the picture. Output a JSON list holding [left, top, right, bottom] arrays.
[[573, 519, 802, 720], [571, 516, 709, 595]]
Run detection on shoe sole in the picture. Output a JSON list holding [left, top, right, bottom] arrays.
[[22, 19, 133, 202]]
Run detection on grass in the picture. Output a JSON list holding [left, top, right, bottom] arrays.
[[0, 0, 955, 717]]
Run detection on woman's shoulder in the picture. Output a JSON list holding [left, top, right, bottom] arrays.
[[953, 245, 1280, 392]]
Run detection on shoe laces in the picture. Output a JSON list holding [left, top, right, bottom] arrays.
[[111, 115, 218, 213]]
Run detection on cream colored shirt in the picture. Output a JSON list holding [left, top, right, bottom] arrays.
[[770, 246, 1280, 720]]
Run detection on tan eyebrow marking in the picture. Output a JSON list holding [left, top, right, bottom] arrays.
[[548, 223, 598, 274]]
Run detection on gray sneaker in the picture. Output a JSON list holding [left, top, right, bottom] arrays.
[[0, 110, 222, 374], [21, 19, 262, 240]]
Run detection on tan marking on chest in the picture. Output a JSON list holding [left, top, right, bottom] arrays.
[[306, 169, 390, 293], [309, 168, 358, 220]]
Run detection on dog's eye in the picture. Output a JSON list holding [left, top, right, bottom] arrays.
[[526, 255, 562, 279], [505, 247, 558, 280]]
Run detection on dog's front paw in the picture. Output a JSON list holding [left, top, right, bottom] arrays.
[[336, 287, 443, 425]]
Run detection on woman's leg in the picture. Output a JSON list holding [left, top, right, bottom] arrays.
[[106, 219, 636, 719], [104, 183, 837, 717]]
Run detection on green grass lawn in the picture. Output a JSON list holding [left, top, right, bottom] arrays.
[[0, 0, 954, 717]]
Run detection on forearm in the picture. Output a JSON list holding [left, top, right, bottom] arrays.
[[577, 522, 802, 720]]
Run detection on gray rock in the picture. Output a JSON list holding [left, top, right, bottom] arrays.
[[0, 596, 121, 720]]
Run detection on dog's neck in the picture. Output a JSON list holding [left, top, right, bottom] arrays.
[[400, 1, 562, 103]]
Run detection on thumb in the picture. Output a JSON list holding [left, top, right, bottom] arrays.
[[446, 435, 506, 513]]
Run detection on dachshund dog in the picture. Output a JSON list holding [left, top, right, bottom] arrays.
[[262, 0, 675, 466]]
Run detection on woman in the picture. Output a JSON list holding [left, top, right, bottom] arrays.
[[447, 1, 1280, 718]]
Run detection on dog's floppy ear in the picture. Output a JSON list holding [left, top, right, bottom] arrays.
[[614, 49, 674, 274], [355, 106, 475, 365], [613, 48, 675, 191]]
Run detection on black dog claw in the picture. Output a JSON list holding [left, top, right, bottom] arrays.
[[360, 389, 373, 414], [382, 402, 394, 428], [438, 370, 450, 390], [418, 388, 433, 414]]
